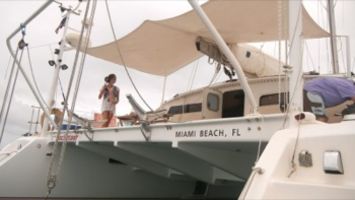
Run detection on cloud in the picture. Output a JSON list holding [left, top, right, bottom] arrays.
[[0, 96, 33, 148]]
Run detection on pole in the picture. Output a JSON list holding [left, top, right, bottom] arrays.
[[161, 76, 167, 105], [288, 0, 304, 118], [327, 0, 339, 74], [41, 11, 72, 136], [188, 0, 258, 112], [345, 36, 352, 77]]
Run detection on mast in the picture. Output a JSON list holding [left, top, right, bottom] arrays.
[[328, 0, 340, 73], [288, 0, 304, 118], [40, 10, 72, 136]]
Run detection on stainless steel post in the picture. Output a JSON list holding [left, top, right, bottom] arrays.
[[188, 0, 258, 112]]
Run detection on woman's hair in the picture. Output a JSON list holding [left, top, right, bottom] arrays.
[[105, 74, 116, 83]]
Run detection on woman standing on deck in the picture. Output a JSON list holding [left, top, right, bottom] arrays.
[[98, 74, 120, 127]]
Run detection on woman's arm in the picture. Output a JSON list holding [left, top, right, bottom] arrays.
[[109, 87, 119, 104], [98, 85, 106, 99]]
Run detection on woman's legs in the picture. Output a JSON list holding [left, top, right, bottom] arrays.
[[102, 111, 114, 127]]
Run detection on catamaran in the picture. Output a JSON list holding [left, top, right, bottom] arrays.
[[0, 0, 354, 199]]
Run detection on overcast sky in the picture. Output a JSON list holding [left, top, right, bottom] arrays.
[[1, 0, 355, 147]]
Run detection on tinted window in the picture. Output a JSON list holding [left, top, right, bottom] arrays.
[[168, 103, 202, 115], [168, 105, 183, 115], [185, 103, 202, 113], [259, 93, 289, 112], [207, 93, 219, 112]]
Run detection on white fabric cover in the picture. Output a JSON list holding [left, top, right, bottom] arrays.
[[71, 0, 328, 76], [234, 44, 284, 78]]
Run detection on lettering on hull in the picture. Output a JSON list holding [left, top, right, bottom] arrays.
[[175, 128, 240, 138], [175, 130, 196, 137], [56, 134, 79, 142]]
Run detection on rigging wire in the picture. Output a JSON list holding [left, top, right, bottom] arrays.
[[0, 42, 52, 140], [288, 117, 302, 177], [3, 56, 12, 80], [26, 45, 50, 110], [213, 65, 223, 84], [104, 0, 153, 111], [337, 37, 346, 73], [207, 63, 220, 87], [0, 50, 25, 142], [187, 59, 200, 91], [304, 41, 316, 71], [27, 42, 57, 50], [0, 45, 20, 145]]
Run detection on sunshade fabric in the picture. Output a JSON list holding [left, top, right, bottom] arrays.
[[78, 0, 328, 76]]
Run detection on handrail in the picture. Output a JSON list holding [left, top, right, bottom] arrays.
[[6, 0, 57, 128]]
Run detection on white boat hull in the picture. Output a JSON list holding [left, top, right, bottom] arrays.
[[0, 114, 283, 198], [240, 116, 355, 199]]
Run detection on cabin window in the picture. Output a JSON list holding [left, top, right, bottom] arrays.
[[222, 90, 244, 118], [259, 93, 289, 112], [207, 93, 219, 112], [168, 103, 202, 115], [168, 106, 183, 115], [185, 103, 202, 113]]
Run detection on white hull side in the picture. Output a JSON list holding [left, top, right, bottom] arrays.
[[0, 114, 284, 198], [0, 137, 242, 199], [0, 137, 195, 198], [240, 118, 355, 199]]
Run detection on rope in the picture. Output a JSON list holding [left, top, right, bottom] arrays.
[[104, 0, 153, 111], [26, 45, 50, 110], [188, 59, 199, 91], [0, 49, 24, 144], [238, 166, 263, 200], [255, 115, 264, 162], [288, 117, 302, 177]]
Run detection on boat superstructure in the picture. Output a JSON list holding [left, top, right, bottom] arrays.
[[0, 0, 354, 199]]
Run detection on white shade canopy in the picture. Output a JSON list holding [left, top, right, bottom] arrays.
[[71, 0, 329, 76]]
